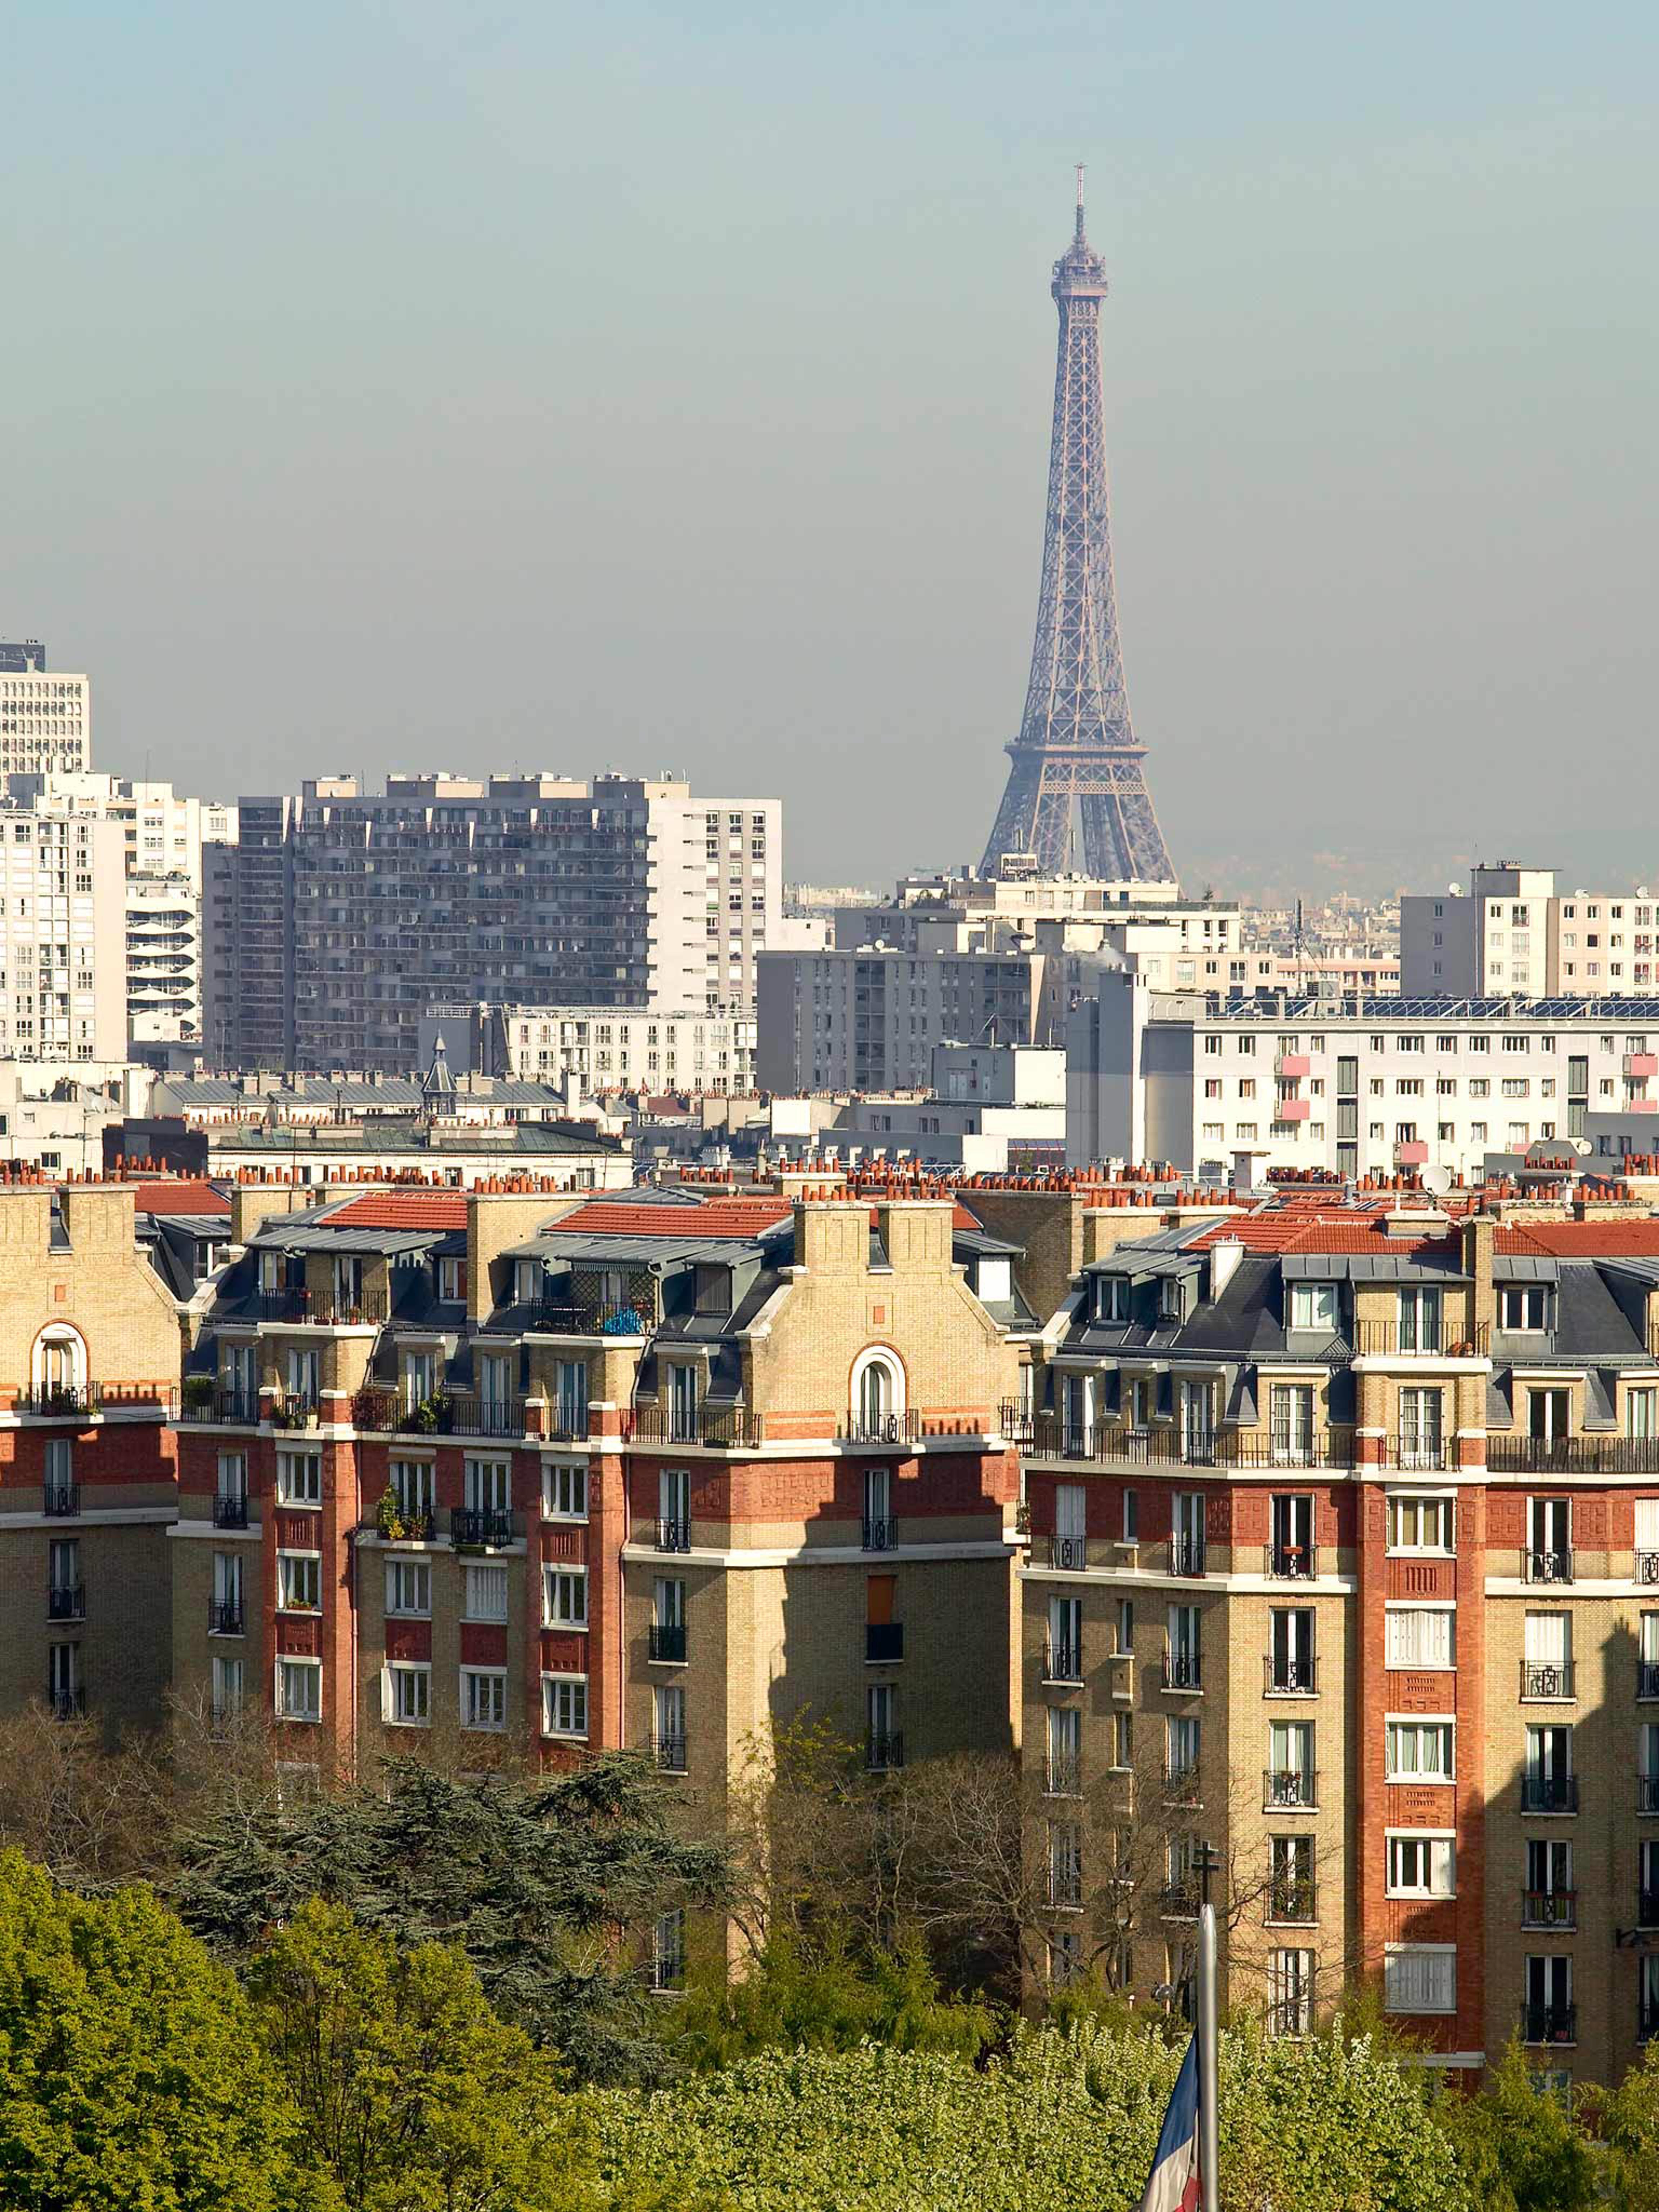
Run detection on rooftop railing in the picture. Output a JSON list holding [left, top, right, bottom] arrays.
[[1008, 1412, 1357, 1470], [625, 1404, 761, 1448], [1491, 1435, 1659, 1475]]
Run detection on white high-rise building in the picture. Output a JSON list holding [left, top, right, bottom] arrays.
[[1401, 864, 1659, 999], [0, 805, 126, 1060], [0, 643, 90, 776]]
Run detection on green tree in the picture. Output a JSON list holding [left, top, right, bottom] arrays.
[[1447, 2039, 1600, 2212], [1587, 2037, 1659, 2210], [172, 1752, 729, 2082], [248, 1897, 602, 2212], [669, 1923, 998, 2069], [0, 1847, 316, 2212]]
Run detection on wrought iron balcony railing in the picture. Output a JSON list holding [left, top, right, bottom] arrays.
[[1162, 1651, 1202, 1691], [42, 1484, 80, 1519], [1264, 1655, 1318, 1695], [208, 1601, 243, 1636], [1520, 1661, 1575, 1699], [1043, 1640, 1083, 1685], [655, 1517, 692, 1554], [1524, 1548, 1575, 1586], [1522, 1889, 1577, 1929], [450, 1508, 513, 1550], [625, 1404, 761, 1447], [1170, 1536, 1207, 1577], [862, 1515, 899, 1552], [1264, 1768, 1318, 1809], [865, 1622, 904, 1664], [213, 1493, 250, 1530], [1267, 1880, 1317, 1925], [1520, 1774, 1578, 1814], [647, 1623, 687, 1664], [651, 1732, 687, 1773], [1520, 2002, 1577, 2046], [46, 1584, 84, 1623], [1265, 1544, 1318, 1581], [864, 1730, 904, 1772]]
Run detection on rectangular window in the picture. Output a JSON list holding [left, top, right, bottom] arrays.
[[1270, 1948, 1314, 2037], [657, 1683, 688, 1770], [463, 1563, 508, 1622], [1385, 1718, 1455, 1781], [1395, 1388, 1444, 1469], [276, 1658, 321, 1722], [460, 1668, 507, 1731], [542, 1461, 588, 1520], [1384, 1946, 1456, 2014], [275, 1452, 321, 1507], [1386, 1834, 1456, 1898], [384, 1558, 430, 1617], [463, 1457, 511, 1513], [1386, 1495, 1455, 1554], [652, 1907, 686, 1993], [389, 1458, 433, 1524], [543, 1566, 588, 1628], [1269, 1385, 1315, 1462], [1385, 1607, 1455, 1669], [1048, 1704, 1082, 1792], [541, 1673, 589, 1739], [1500, 1284, 1550, 1332], [386, 1663, 430, 1727], [1166, 1714, 1200, 1784], [277, 1552, 321, 1612], [211, 1654, 244, 1721]]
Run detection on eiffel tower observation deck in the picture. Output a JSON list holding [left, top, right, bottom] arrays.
[[981, 173, 1177, 884]]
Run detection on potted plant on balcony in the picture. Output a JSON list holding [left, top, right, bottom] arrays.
[[403, 1392, 452, 1435], [374, 1486, 406, 1541], [181, 1373, 215, 1414]]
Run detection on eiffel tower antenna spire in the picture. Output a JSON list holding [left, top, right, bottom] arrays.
[[980, 175, 1177, 883]]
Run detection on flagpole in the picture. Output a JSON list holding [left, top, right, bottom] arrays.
[[1197, 1900, 1220, 2212]]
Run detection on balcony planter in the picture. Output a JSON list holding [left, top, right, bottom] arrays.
[[181, 1375, 215, 1412]]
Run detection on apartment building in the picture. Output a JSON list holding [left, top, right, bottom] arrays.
[[1067, 978, 1659, 1183], [757, 944, 1046, 1093], [1010, 1187, 1659, 2079], [0, 805, 127, 1061], [212, 776, 782, 1072], [0, 652, 90, 775], [0, 1183, 182, 1737], [417, 1001, 758, 1094], [169, 1182, 1026, 1803], [1402, 866, 1659, 999]]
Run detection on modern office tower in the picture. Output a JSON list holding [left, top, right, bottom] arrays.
[[216, 775, 781, 1073]]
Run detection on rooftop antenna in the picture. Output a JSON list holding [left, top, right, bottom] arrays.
[[1074, 160, 1086, 242]]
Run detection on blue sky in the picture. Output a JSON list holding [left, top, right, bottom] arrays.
[[3, 1, 1655, 895]]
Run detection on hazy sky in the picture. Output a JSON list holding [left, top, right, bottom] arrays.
[[4, 2, 1655, 899]]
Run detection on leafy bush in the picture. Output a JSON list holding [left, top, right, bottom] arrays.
[[595, 2019, 1473, 2211]]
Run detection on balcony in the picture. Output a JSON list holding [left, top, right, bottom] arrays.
[[1043, 1640, 1083, 1685], [839, 1410, 920, 1447], [1639, 1777, 1659, 1815], [862, 1516, 899, 1552], [49, 1688, 86, 1721], [349, 1388, 525, 1440], [1520, 1774, 1578, 1814], [208, 1601, 244, 1636], [1013, 1413, 1357, 1469], [1265, 1655, 1318, 1696], [514, 1297, 653, 1340], [1045, 1757, 1082, 1798], [42, 1484, 80, 1518], [626, 1404, 761, 1448], [1275, 1053, 1311, 1080], [1047, 1534, 1088, 1571], [1162, 1651, 1202, 1692], [1162, 1767, 1202, 1806], [1640, 1551, 1659, 1586], [865, 1622, 905, 1664], [1490, 1435, 1659, 1475], [1265, 1544, 1318, 1581], [257, 1288, 390, 1327], [1394, 1141, 1429, 1168], [544, 1406, 592, 1445], [213, 1493, 250, 1530], [1522, 1889, 1577, 1930], [647, 1623, 687, 1664], [182, 1386, 260, 1426], [1264, 1768, 1318, 1810], [46, 1584, 84, 1623], [1520, 1661, 1575, 1700], [1170, 1536, 1207, 1578], [1384, 1435, 1450, 1472], [655, 1518, 692, 1554], [270, 1393, 321, 1431], [18, 1382, 172, 1419], [865, 1730, 904, 1772], [1274, 1096, 1311, 1121], [1352, 1321, 1458, 1357], [1159, 1882, 1200, 1921], [651, 1733, 688, 1773], [1524, 1548, 1575, 1586], [1627, 1053, 1659, 1079], [1520, 2003, 1577, 2047], [450, 1508, 513, 1551], [1267, 1879, 1318, 1925]]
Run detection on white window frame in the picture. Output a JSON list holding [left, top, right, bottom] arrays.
[[1385, 1831, 1457, 1899], [276, 1550, 322, 1613], [463, 1561, 509, 1623], [542, 1564, 589, 1629], [384, 1557, 431, 1618], [1384, 1603, 1456, 1671], [275, 1451, 322, 1508], [275, 1656, 322, 1723], [541, 1671, 589, 1739], [1385, 1493, 1456, 1556], [1383, 1943, 1456, 2015], [459, 1667, 507, 1732], [383, 1660, 431, 1728], [541, 1460, 588, 1521], [1385, 1714, 1456, 1782]]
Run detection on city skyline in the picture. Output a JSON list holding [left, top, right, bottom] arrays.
[[4, 4, 1655, 901]]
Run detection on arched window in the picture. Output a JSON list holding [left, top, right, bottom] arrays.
[[33, 1325, 86, 1408], [851, 1348, 904, 1442]]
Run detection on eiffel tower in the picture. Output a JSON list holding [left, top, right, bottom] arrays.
[[981, 172, 1176, 882]]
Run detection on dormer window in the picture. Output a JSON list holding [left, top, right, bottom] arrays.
[[438, 1256, 467, 1301], [1289, 1281, 1338, 1334], [514, 1260, 541, 1307], [693, 1264, 731, 1316], [1500, 1284, 1550, 1333], [1157, 1277, 1184, 1322], [1097, 1277, 1129, 1324], [258, 1249, 282, 1294]]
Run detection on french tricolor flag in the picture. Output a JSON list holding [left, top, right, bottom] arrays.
[[1139, 2035, 1202, 2212]]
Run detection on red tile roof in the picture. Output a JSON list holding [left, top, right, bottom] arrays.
[[1190, 1206, 1459, 1258], [130, 1179, 230, 1217], [327, 1191, 471, 1231], [1497, 1221, 1659, 1256], [557, 1198, 794, 1240]]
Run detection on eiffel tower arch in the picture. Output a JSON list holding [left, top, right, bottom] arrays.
[[982, 175, 1176, 884]]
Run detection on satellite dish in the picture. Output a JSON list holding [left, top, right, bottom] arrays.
[[1420, 1163, 1453, 1196], [1640, 886, 1650, 899], [1447, 882, 1459, 895]]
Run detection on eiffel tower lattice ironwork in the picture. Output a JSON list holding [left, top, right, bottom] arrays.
[[981, 172, 1176, 883]]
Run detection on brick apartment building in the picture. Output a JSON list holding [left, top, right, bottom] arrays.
[[18, 1156, 1659, 2078]]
